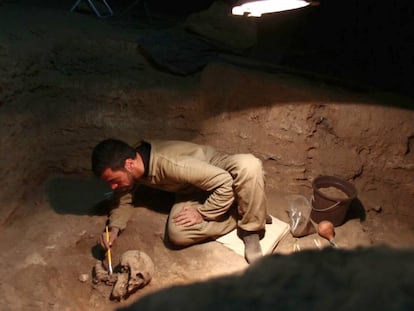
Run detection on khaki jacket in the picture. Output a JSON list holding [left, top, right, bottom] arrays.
[[109, 140, 235, 230]]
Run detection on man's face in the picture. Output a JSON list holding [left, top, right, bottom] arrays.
[[101, 167, 134, 192]]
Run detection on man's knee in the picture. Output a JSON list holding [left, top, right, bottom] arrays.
[[234, 154, 264, 178], [166, 223, 193, 246]]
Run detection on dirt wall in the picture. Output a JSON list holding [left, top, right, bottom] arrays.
[[0, 4, 413, 228]]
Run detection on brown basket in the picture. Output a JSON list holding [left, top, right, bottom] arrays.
[[310, 175, 357, 226]]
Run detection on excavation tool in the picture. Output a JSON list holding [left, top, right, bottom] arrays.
[[105, 225, 113, 275]]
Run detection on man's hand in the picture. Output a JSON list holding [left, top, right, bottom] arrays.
[[173, 206, 203, 227], [99, 227, 120, 250]]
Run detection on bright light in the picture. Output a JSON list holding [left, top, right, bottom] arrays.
[[232, 0, 310, 17]]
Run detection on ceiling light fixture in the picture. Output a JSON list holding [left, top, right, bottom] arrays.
[[232, 0, 313, 17]]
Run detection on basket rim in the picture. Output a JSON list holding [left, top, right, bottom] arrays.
[[312, 175, 357, 201]]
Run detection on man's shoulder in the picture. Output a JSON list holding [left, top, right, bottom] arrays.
[[149, 140, 216, 160], [148, 140, 202, 150]]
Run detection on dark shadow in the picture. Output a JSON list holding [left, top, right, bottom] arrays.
[[132, 186, 175, 215], [46, 176, 111, 215], [254, 0, 414, 100], [13, 0, 414, 103], [46, 176, 175, 216], [118, 246, 414, 311], [345, 197, 366, 223], [91, 243, 105, 261]]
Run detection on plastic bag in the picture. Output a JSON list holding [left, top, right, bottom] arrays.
[[287, 195, 315, 237]]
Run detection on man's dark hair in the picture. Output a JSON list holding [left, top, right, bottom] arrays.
[[91, 139, 136, 177]]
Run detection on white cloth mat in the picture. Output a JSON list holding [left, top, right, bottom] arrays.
[[216, 215, 290, 257]]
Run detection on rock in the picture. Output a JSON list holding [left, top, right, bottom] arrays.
[[78, 273, 89, 283]]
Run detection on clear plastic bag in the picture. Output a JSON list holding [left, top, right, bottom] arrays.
[[287, 194, 315, 237]]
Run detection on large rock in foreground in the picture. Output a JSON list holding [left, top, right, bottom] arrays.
[[121, 247, 414, 311]]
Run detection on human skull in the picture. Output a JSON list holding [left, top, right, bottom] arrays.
[[118, 250, 154, 295]]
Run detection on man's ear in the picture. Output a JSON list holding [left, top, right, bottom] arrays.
[[124, 158, 134, 172]]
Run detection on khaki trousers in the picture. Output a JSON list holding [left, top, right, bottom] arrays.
[[167, 153, 267, 246]]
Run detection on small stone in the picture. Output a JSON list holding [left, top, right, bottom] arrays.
[[373, 205, 382, 212], [79, 273, 89, 283]]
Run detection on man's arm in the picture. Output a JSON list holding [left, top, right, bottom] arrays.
[[100, 192, 134, 250], [166, 157, 235, 220], [109, 192, 134, 230]]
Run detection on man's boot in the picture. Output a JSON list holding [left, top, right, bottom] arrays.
[[240, 230, 263, 264], [266, 214, 273, 224]]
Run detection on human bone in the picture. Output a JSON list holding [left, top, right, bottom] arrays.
[[111, 250, 154, 300], [93, 260, 117, 285], [111, 272, 129, 299], [122, 250, 154, 290]]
